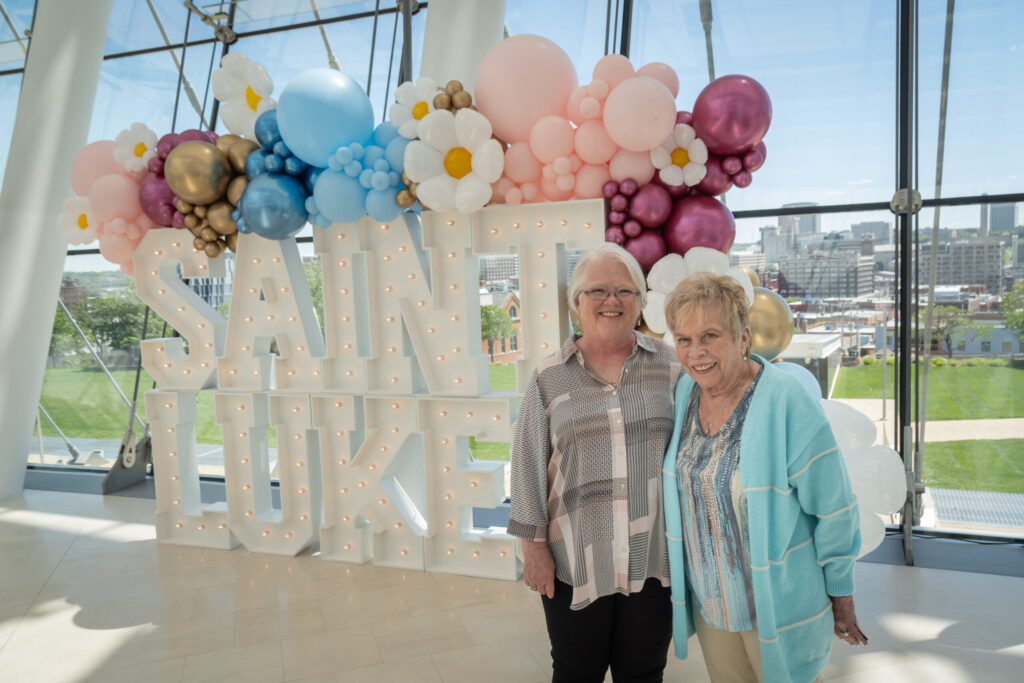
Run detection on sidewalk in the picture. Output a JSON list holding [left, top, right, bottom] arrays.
[[837, 399, 1024, 446]]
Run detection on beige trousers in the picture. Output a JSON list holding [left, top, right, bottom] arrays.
[[693, 609, 824, 683]]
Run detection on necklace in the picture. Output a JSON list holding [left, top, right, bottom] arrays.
[[698, 361, 755, 434]]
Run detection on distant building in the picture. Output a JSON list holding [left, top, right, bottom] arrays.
[[729, 251, 766, 273], [779, 202, 820, 236], [760, 226, 789, 263], [777, 253, 874, 301], [851, 220, 892, 245], [918, 237, 1004, 295], [481, 291, 522, 363], [59, 276, 87, 313], [480, 254, 519, 282], [990, 203, 1019, 232]]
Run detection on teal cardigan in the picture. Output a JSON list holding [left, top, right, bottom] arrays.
[[662, 356, 861, 683]]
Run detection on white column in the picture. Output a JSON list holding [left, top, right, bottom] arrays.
[[0, 0, 114, 499], [419, 0, 506, 93]]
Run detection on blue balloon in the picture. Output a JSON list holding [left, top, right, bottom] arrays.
[[385, 136, 409, 173], [239, 173, 309, 240], [253, 110, 281, 150], [313, 169, 368, 224], [303, 166, 323, 193], [277, 69, 375, 168], [245, 149, 270, 179], [366, 188, 401, 223], [372, 121, 400, 147], [773, 362, 823, 399]]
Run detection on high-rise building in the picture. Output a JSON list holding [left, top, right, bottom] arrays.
[[918, 237, 1005, 294], [480, 254, 519, 282], [777, 253, 874, 301], [760, 225, 788, 263], [779, 202, 821, 236], [990, 203, 1019, 232], [851, 220, 892, 245]]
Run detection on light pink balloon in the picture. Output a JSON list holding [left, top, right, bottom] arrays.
[[593, 54, 635, 90], [475, 35, 578, 143], [603, 77, 677, 152], [98, 229, 141, 266], [504, 142, 542, 183], [574, 119, 618, 164], [541, 176, 573, 202], [636, 62, 680, 98], [491, 176, 516, 203], [574, 163, 612, 199], [70, 140, 129, 196], [529, 116, 575, 164], [88, 174, 143, 223], [608, 149, 655, 184], [567, 86, 588, 123]]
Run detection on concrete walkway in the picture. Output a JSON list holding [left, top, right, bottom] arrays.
[[837, 399, 1024, 446]]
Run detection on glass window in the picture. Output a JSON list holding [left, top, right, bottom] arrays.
[[0, 73, 22, 188], [0, 0, 34, 72], [1003, 341, 1012, 354], [981, 341, 991, 352]]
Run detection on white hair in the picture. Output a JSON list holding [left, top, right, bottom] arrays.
[[566, 243, 648, 319]]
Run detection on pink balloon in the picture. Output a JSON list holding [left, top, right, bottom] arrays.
[[743, 141, 767, 171], [608, 210, 627, 225], [603, 77, 677, 152], [70, 141, 127, 196], [628, 183, 673, 229], [721, 155, 743, 175], [692, 74, 772, 155], [610, 194, 628, 211], [504, 142, 542, 183], [157, 133, 178, 158], [696, 155, 733, 196], [98, 227, 141, 266], [663, 195, 736, 256], [603, 180, 620, 198], [605, 226, 626, 245], [636, 62, 680, 98], [491, 176, 516, 203], [476, 35, 578, 143], [88, 174, 143, 223], [541, 176, 573, 201], [574, 119, 618, 164], [732, 169, 752, 188], [178, 129, 216, 144], [653, 174, 692, 199], [530, 116, 574, 163], [623, 220, 643, 238], [676, 111, 693, 126], [567, 86, 588, 123], [619, 179, 639, 196], [593, 54, 635, 90], [624, 231, 667, 272], [139, 172, 177, 226], [609, 149, 655, 184], [120, 262, 135, 277], [574, 163, 611, 199]]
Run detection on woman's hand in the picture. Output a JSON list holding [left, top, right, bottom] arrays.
[[830, 595, 868, 646], [522, 540, 556, 598]]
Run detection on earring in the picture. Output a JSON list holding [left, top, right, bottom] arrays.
[[635, 315, 643, 329]]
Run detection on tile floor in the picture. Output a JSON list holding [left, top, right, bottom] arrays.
[[0, 490, 1021, 682]]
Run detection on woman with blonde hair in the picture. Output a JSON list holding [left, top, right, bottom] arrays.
[[662, 272, 865, 683]]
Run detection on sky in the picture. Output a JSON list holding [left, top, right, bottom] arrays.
[[1, 0, 1021, 271]]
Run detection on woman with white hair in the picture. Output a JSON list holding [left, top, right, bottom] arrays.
[[508, 243, 681, 682]]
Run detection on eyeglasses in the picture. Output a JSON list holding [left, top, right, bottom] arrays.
[[582, 287, 640, 302]]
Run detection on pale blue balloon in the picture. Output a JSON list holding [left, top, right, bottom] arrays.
[[366, 188, 401, 223], [372, 121, 400, 147], [239, 173, 309, 240], [253, 110, 281, 150], [276, 69, 374, 168], [313, 169, 368, 224], [773, 361, 823, 399], [385, 136, 409, 172]]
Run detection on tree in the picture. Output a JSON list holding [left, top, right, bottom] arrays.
[[480, 305, 514, 361], [47, 305, 79, 365], [83, 293, 147, 354], [304, 260, 324, 327], [1004, 282, 1024, 333], [931, 305, 988, 359]]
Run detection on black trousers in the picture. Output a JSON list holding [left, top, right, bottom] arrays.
[[540, 577, 673, 683]]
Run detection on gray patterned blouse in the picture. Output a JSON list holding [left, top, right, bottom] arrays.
[[508, 332, 681, 610]]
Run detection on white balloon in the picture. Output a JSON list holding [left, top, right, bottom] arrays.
[[726, 266, 755, 305], [848, 444, 907, 515], [773, 362, 822, 399], [857, 506, 886, 558], [643, 290, 668, 334], [647, 253, 685, 294], [682, 247, 730, 277], [821, 399, 877, 455]]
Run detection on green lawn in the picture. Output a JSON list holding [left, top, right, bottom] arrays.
[[923, 440, 1024, 494], [833, 364, 1024, 420]]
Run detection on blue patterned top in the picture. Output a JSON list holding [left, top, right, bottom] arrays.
[[676, 365, 763, 632]]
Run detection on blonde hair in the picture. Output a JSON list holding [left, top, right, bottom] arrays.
[[566, 243, 647, 320], [664, 272, 750, 345]]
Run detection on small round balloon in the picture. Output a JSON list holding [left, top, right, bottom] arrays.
[[749, 287, 793, 360], [663, 195, 735, 255], [164, 141, 232, 205], [628, 183, 673, 229], [624, 230, 667, 272], [692, 74, 772, 156]]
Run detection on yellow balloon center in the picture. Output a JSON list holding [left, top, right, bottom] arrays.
[[133, 142, 148, 158], [77, 213, 89, 230], [412, 101, 429, 120], [245, 85, 263, 112], [670, 147, 691, 167], [444, 147, 473, 179]]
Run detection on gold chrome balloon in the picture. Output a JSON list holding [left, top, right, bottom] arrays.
[[214, 134, 242, 153], [227, 138, 260, 174], [164, 141, 232, 205], [637, 322, 665, 339], [226, 176, 248, 206], [739, 265, 760, 287], [749, 287, 793, 361], [207, 200, 237, 235]]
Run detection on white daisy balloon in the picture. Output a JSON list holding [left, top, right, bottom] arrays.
[[651, 123, 709, 187], [212, 53, 276, 139], [58, 196, 98, 245], [404, 108, 503, 214], [389, 76, 439, 139], [113, 123, 158, 174]]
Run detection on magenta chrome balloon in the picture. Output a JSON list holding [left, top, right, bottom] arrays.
[[663, 195, 736, 256], [692, 75, 772, 156]]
